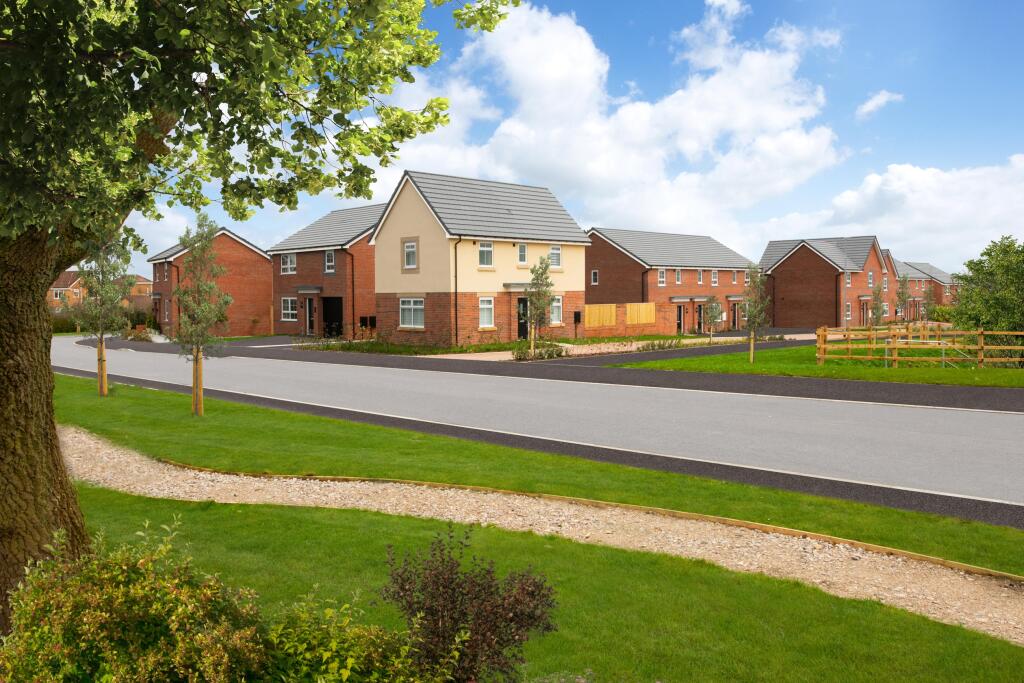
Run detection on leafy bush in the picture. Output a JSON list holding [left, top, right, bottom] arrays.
[[929, 305, 954, 323], [511, 341, 565, 361], [0, 527, 266, 682], [264, 598, 458, 682], [127, 306, 151, 328], [383, 529, 557, 682], [51, 312, 78, 334], [123, 327, 153, 342]]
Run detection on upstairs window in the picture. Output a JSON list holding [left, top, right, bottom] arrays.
[[883, 276, 888, 292], [591, 269, 599, 285], [698, 270, 703, 285], [518, 243, 528, 265], [403, 240, 418, 270], [549, 244, 562, 268], [711, 270, 719, 287], [868, 271, 874, 287], [479, 241, 493, 267], [745, 270, 751, 285], [281, 253, 297, 275], [675, 269, 682, 284], [658, 269, 666, 287], [324, 250, 335, 273], [845, 272, 851, 287], [732, 271, 737, 284]]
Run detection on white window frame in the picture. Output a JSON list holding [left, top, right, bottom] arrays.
[[658, 269, 666, 287], [883, 276, 888, 293], [744, 270, 751, 285], [868, 271, 874, 288], [164, 263, 170, 281], [549, 244, 562, 268], [399, 297, 425, 329], [53, 289, 63, 300], [590, 269, 599, 285], [845, 302, 852, 320], [883, 302, 890, 317], [281, 297, 298, 322], [711, 270, 719, 287], [324, 250, 335, 273], [280, 253, 297, 275], [518, 243, 528, 265], [732, 270, 737, 285], [164, 300, 171, 322], [845, 272, 852, 287], [478, 241, 493, 267], [403, 241, 418, 270], [479, 296, 494, 328], [675, 269, 682, 284], [944, 285, 951, 295], [551, 295, 563, 325], [698, 270, 703, 285]]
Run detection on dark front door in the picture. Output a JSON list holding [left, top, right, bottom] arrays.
[[676, 305, 683, 334], [322, 297, 343, 337], [731, 303, 739, 330], [517, 297, 529, 340], [305, 297, 315, 335], [860, 301, 868, 327], [695, 304, 704, 333]]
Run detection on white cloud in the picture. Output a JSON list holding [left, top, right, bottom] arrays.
[[746, 155, 1024, 269], [855, 89, 904, 120]]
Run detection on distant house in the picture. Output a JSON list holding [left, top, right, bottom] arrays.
[[47, 269, 84, 312], [124, 274, 153, 311], [585, 227, 754, 333], [759, 236, 895, 328], [148, 229, 273, 337], [267, 204, 383, 338], [902, 261, 958, 307], [370, 171, 590, 346]]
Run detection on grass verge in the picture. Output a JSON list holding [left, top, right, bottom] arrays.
[[78, 486, 1024, 681], [54, 374, 1024, 575], [621, 344, 1024, 388]]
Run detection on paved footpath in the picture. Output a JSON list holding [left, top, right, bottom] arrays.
[[51, 336, 1024, 515]]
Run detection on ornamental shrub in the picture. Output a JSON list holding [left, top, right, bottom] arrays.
[[383, 529, 557, 682], [0, 527, 266, 682]]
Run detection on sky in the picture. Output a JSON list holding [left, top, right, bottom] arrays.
[[128, 0, 1024, 276]]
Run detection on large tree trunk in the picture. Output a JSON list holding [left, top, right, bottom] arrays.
[[0, 231, 89, 633]]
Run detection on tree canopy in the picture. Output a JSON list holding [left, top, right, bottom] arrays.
[[952, 235, 1024, 331], [1, 0, 515, 263]]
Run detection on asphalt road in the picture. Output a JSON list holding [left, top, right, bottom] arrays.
[[51, 336, 1024, 509]]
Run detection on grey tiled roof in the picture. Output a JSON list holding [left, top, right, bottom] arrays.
[[147, 228, 268, 262], [590, 227, 753, 269], [760, 236, 879, 272], [904, 261, 955, 285], [404, 171, 589, 244], [267, 204, 386, 253]]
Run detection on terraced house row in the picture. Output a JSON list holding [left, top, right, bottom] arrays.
[[132, 170, 959, 341]]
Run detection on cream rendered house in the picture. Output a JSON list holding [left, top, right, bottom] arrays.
[[370, 171, 590, 346]]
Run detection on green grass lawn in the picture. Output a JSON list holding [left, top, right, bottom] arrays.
[[77, 486, 1024, 681], [54, 374, 1024, 575], [621, 344, 1024, 388]]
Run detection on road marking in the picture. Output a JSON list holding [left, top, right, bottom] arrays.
[[52, 366, 1024, 508]]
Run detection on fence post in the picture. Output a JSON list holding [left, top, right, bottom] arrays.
[[869, 327, 876, 360], [892, 329, 900, 369], [978, 328, 985, 368], [816, 327, 825, 365]]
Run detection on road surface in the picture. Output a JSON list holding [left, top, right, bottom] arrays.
[[51, 336, 1024, 507]]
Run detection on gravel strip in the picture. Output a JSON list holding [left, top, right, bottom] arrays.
[[60, 425, 1024, 646]]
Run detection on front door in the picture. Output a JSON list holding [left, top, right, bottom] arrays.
[[676, 305, 683, 334], [730, 303, 739, 330], [860, 301, 868, 327], [695, 304, 704, 333], [322, 297, 343, 337], [517, 297, 529, 340], [305, 297, 315, 335]]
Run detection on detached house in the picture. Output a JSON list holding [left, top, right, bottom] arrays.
[[370, 171, 590, 346], [48, 269, 84, 311], [148, 228, 273, 337], [267, 204, 383, 337], [759, 236, 895, 328], [586, 227, 755, 333], [902, 261, 958, 306]]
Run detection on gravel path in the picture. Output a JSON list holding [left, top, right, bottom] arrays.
[[60, 425, 1024, 646]]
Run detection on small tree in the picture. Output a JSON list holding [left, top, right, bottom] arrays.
[[71, 243, 136, 396], [870, 284, 885, 327], [524, 256, 554, 357], [172, 214, 232, 416], [702, 296, 723, 341], [922, 286, 937, 322], [896, 274, 911, 322], [743, 268, 772, 363]]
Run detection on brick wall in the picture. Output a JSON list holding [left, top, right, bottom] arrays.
[[582, 302, 677, 337], [585, 233, 647, 304], [768, 245, 841, 328]]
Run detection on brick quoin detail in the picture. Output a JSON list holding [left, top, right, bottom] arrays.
[[151, 234, 273, 338]]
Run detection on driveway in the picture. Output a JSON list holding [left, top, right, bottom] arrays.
[[52, 336, 1024, 513]]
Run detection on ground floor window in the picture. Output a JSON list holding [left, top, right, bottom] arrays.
[[883, 302, 890, 317], [400, 298, 425, 328], [551, 295, 563, 324], [479, 297, 494, 328], [281, 297, 298, 321], [845, 302, 852, 320]]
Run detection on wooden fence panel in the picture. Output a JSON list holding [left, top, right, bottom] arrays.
[[626, 302, 656, 326], [816, 326, 1024, 367], [584, 304, 617, 328]]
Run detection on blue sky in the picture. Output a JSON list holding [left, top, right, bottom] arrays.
[[130, 0, 1024, 275]]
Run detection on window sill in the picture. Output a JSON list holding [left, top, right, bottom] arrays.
[[548, 323, 564, 328], [281, 272, 296, 276], [478, 326, 497, 332], [477, 266, 495, 271], [281, 319, 297, 323], [398, 326, 426, 332]]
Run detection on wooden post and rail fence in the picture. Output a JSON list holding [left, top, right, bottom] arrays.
[[815, 324, 1024, 368]]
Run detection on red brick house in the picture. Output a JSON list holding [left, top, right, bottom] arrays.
[[902, 261, 959, 308], [148, 229, 273, 337], [266, 204, 383, 337], [586, 227, 755, 333], [370, 171, 589, 346], [47, 269, 84, 311], [759, 236, 899, 328]]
